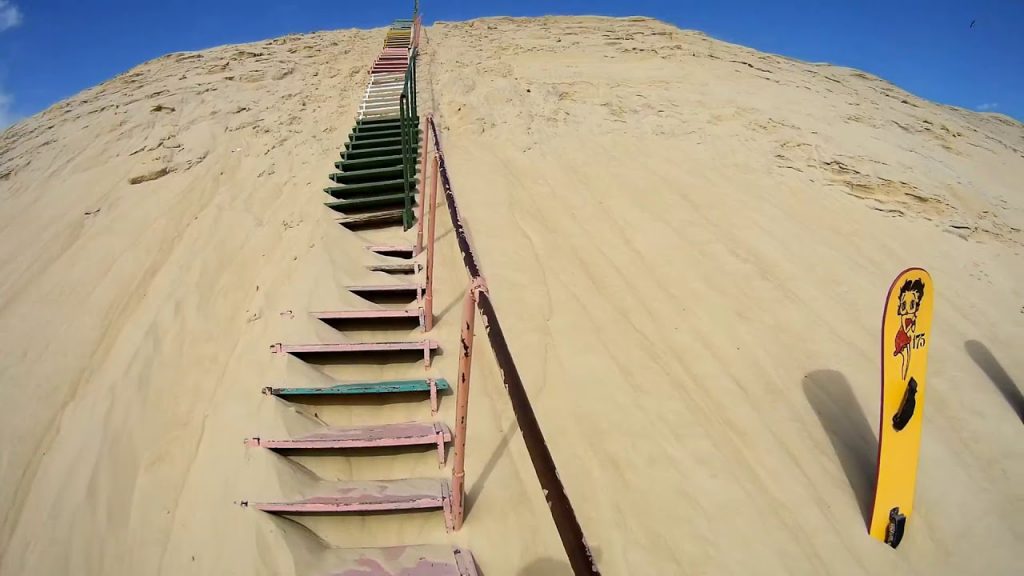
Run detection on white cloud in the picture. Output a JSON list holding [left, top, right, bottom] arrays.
[[976, 102, 999, 111], [0, 1, 21, 32]]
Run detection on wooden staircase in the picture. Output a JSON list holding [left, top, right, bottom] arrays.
[[244, 12, 481, 576]]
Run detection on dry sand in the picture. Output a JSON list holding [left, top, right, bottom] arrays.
[[1, 15, 1022, 576]]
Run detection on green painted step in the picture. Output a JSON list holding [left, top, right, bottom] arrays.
[[346, 137, 407, 150], [358, 114, 409, 123], [349, 128, 421, 142], [325, 193, 410, 211], [324, 178, 418, 199], [336, 154, 404, 171], [354, 121, 419, 134], [356, 116, 416, 125], [264, 378, 450, 397], [341, 145, 417, 161], [330, 165, 409, 184]]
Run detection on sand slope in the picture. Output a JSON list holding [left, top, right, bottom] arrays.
[[1, 15, 1022, 576]]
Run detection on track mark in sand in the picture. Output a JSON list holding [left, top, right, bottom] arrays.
[[128, 167, 173, 185]]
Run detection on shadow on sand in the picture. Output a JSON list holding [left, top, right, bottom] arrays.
[[517, 558, 573, 576], [803, 370, 876, 529], [965, 340, 1024, 423]]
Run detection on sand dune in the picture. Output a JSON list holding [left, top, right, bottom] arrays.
[[1, 15, 1022, 576]]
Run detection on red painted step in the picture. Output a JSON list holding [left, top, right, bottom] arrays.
[[243, 477, 454, 530]]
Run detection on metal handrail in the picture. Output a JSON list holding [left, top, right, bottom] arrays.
[[398, 47, 419, 230], [426, 115, 601, 575]]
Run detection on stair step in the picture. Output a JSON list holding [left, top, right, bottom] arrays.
[[346, 136, 412, 150], [337, 209, 407, 230], [367, 244, 416, 259], [361, 97, 401, 107], [325, 178, 416, 199], [330, 165, 407, 184], [360, 104, 400, 114], [359, 112, 401, 121], [347, 283, 423, 305], [349, 128, 421, 142], [358, 117, 411, 126], [369, 262, 418, 274], [336, 154, 404, 171], [313, 307, 423, 328], [351, 122, 419, 134], [361, 96, 402, 106], [263, 378, 450, 412], [271, 340, 439, 366], [243, 478, 453, 529], [326, 193, 410, 212], [245, 421, 452, 464], [348, 283, 423, 296], [365, 86, 402, 93], [341, 145, 415, 160]]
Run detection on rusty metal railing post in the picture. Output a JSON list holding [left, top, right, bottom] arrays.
[[415, 114, 431, 255], [451, 279, 486, 530], [424, 152, 439, 332]]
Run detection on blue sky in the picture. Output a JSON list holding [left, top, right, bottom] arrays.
[[0, 0, 1022, 128]]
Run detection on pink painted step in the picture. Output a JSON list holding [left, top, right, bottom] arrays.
[[244, 477, 454, 530], [347, 283, 425, 302], [270, 340, 439, 367], [313, 308, 424, 329], [368, 262, 418, 274], [366, 244, 416, 259], [245, 421, 451, 464], [329, 546, 479, 576]]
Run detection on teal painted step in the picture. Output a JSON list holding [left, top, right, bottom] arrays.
[[324, 178, 418, 199], [325, 193, 410, 211], [336, 154, 404, 171], [341, 145, 417, 161], [264, 378, 450, 397], [330, 165, 410, 184]]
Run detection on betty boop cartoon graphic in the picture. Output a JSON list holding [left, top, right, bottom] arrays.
[[893, 278, 925, 381]]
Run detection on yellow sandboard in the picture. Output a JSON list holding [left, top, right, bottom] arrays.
[[869, 267, 934, 547]]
